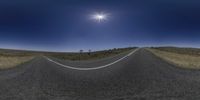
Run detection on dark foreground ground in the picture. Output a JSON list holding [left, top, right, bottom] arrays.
[[0, 48, 200, 100]]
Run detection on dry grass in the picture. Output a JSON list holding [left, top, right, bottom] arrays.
[[0, 56, 34, 69], [47, 47, 136, 61], [148, 48, 200, 69], [0, 47, 136, 69]]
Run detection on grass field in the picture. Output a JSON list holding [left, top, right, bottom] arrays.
[[46, 47, 136, 61], [149, 47, 200, 69], [0, 56, 34, 69], [150, 47, 200, 56], [0, 47, 136, 69], [0, 48, 37, 69]]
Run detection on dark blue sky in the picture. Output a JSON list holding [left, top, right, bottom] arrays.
[[0, 0, 200, 51]]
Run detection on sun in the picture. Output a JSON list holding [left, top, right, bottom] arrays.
[[94, 14, 106, 21], [91, 12, 108, 23]]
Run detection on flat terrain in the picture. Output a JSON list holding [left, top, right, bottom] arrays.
[[0, 56, 33, 69], [45, 47, 135, 61], [150, 47, 200, 56], [149, 47, 200, 69], [0, 49, 36, 69], [0, 48, 200, 100], [0, 48, 134, 69]]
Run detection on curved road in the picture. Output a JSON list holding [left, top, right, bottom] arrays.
[[0, 48, 200, 100], [45, 49, 139, 70]]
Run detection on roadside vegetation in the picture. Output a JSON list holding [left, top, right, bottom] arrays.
[[0, 47, 136, 69], [150, 47, 200, 56], [46, 47, 136, 61], [0, 56, 34, 69], [149, 47, 200, 69], [0, 49, 36, 69]]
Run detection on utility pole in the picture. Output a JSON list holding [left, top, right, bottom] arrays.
[[79, 50, 83, 60]]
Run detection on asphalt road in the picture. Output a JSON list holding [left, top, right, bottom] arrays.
[[0, 48, 200, 100]]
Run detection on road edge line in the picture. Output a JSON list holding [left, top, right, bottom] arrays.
[[44, 48, 139, 70]]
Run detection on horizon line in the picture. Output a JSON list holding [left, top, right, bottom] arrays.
[[0, 45, 200, 53]]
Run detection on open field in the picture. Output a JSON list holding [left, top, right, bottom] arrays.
[[1, 48, 200, 100], [0, 47, 136, 69], [149, 47, 200, 69], [0, 49, 37, 69], [150, 47, 200, 56], [0, 56, 34, 69], [45, 47, 136, 61]]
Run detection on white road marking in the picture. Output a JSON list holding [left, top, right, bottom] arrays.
[[44, 48, 139, 70]]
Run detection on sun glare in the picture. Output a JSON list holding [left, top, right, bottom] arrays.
[[91, 13, 108, 22]]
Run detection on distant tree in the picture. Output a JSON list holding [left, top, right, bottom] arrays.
[[88, 49, 92, 55], [80, 50, 83, 53], [108, 49, 112, 53]]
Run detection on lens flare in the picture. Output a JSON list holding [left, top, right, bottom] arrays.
[[91, 12, 108, 22]]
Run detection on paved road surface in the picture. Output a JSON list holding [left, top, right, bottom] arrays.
[[0, 48, 200, 100]]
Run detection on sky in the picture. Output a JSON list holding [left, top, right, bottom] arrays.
[[0, 0, 200, 52]]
